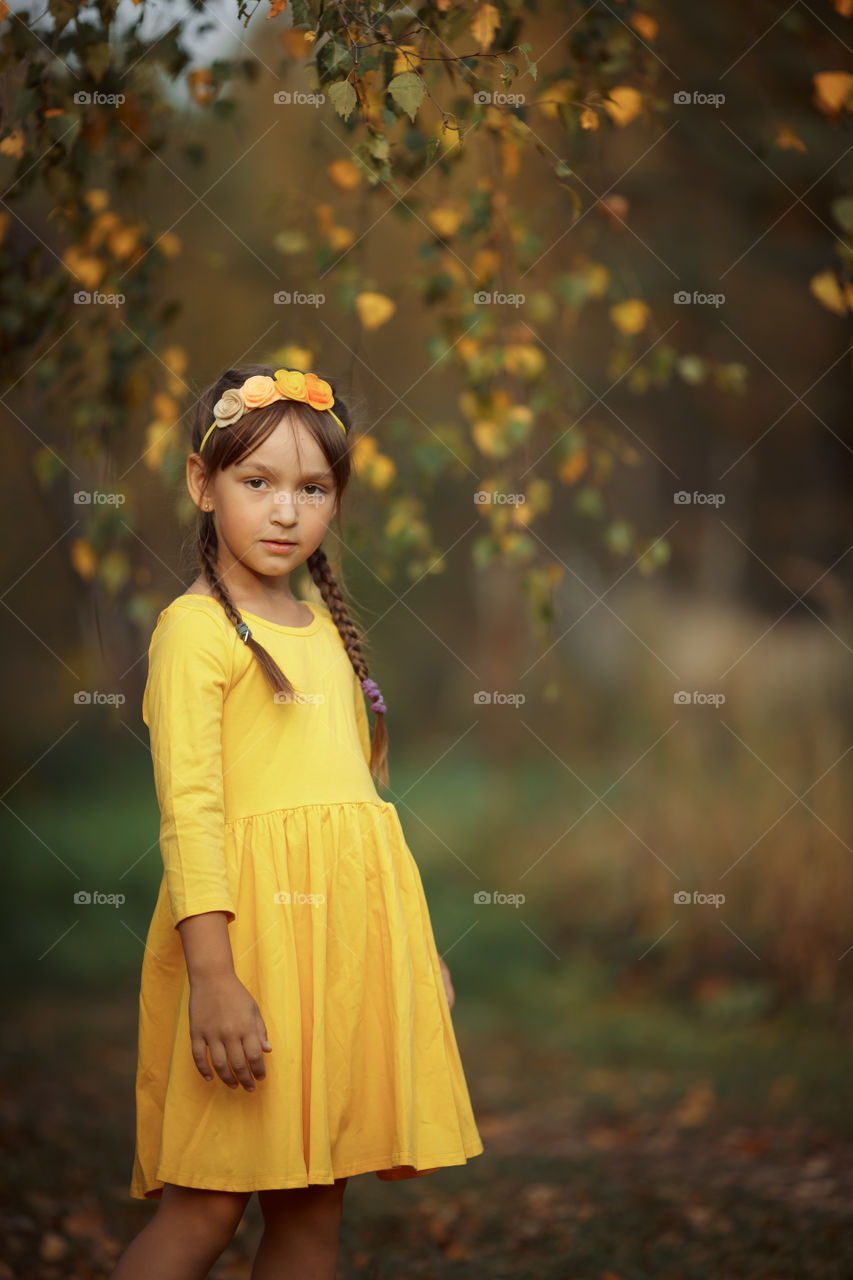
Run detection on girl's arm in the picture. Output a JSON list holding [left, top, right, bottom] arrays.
[[178, 911, 272, 1090]]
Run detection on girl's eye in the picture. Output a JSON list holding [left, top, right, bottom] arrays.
[[245, 478, 267, 490], [304, 484, 326, 496]]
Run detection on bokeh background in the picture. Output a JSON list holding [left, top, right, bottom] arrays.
[[2, 1, 853, 1276]]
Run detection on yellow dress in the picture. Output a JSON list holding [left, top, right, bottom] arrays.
[[130, 594, 484, 1198]]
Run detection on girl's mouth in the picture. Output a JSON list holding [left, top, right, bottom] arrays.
[[261, 539, 297, 554]]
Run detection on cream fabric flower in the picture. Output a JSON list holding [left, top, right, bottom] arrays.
[[212, 388, 245, 428]]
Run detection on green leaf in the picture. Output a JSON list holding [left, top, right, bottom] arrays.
[[328, 79, 357, 122], [388, 71, 425, 123], [517, 42, 538, 80]]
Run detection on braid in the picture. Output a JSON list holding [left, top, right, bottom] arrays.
[[198, 516, 299, 703], [307, 545, 389, 789]]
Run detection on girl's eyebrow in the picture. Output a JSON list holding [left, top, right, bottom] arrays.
[[237, 461, 333, 481]]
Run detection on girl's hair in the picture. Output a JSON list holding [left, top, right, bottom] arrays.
[[188, 362, 389, 789]]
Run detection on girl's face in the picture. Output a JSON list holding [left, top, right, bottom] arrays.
[[187, 414, 340, 594]]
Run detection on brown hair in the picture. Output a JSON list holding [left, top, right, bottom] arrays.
[[187, 362, 389, 789]]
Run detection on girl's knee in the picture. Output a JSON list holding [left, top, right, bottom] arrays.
[[160, 1183, 250, 1251]]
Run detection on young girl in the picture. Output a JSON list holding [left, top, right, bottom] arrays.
[[111, 365, 484, 1279]]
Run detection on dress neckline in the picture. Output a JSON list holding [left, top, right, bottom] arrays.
[[175, 594, 322, 635]]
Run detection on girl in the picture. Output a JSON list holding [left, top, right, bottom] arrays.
[[111, 365, 484, 1280]]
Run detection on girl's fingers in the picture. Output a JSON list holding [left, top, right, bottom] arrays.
[[190, 1035, 214, 1081]]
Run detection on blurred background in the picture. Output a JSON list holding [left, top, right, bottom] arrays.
[[2, 0, 853, 1275]]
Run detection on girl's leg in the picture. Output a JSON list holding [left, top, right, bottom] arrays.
[[110, 1183, 252, 1280], [251, 1177, 349, 1280]]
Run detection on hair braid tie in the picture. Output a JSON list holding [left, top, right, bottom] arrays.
[[361, 677, 386, 714], [235, 621, 252, 643]]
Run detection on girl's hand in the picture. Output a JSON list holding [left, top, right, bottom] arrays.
[[438, 955, 455, 1011], [188, 972, 272, 1091]]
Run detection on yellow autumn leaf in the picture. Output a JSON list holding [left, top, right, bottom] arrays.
[[83, 188, 110, 212], [352, 434, 378, 466], [362, 452, 396, 489], [456, 336, 481, 364], [0, 129, 25, 159], [470, 3, 501, 51], [813, 70, 853, 115], [580, 106, 599, 130], [428, 206, 461, 237], [810, 269, 847, 316], [630, 13, 658, 40], [610, 298, 650, 335], [393, 44, 421, 74], [775, 124, 806, 152], [472, 419, 512, 457], [157, 232, 182, 258], [161, 346, 188, 376], [355, 291, 396, 330], [328, 225, 355, 251], [537, 80, 574, 122], [275, 343, 313, 370], [582, 261, 610, 298], [327, 158, 361, 191], [70, 538, 97, 580], [501, 137, 520, 179], [603, 85, 643, 127], [267, 0, 287, 19], [558, 450, 588, 484], [280, 29, 312, 58], [62, 246, 105, 290], [153, 392, 179, 422], [108, 224, 143, 260], [503, 344, 545, 379], [472, 248, 500, 283], [145, 420, 173, 470]]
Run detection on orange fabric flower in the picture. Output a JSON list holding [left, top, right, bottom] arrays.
[[241, 375, 279, 410], [304, 371, 335, 411]]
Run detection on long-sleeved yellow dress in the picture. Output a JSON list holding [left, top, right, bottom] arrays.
[[130, 593, 484, 1198]]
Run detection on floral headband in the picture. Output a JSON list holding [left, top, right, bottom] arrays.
[[199, 369, 346, 453]]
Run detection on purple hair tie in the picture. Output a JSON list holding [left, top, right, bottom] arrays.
[[361, 677, 387, 714]]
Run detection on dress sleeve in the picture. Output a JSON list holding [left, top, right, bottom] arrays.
[[353, 670, 372, 768], [142, 605, 237, 929]]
